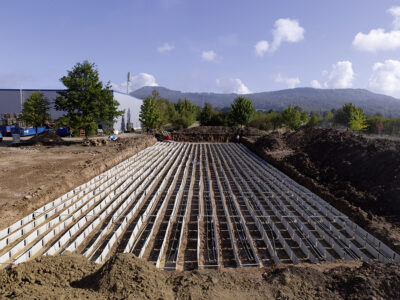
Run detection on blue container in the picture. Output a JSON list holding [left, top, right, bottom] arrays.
[[0, 126, 16, 137], [56, 127, 70, 137], [11, 126, 47, 137]]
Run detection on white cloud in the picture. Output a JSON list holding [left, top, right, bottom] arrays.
[[112, 72, 158, 92], [157, 43, 174, 53], [388, 6, 400, 29], [369, 59, 400, 96], [216, 78, 251, 94], [324, 61, 355, 88], [201, 50, 217, 62], [254, 40, 269, 57], [310, 80, 322, 89], [353, 29, 400, 52], [353, 7, 400, 52], [270, 18, 305, 52], [275, 74, 301, 89]]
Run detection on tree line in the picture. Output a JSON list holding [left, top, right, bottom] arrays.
[[18, 60, 400, 137], [140, 90, 400, 136]]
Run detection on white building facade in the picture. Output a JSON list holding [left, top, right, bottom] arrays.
[[0, 89, 143, 130]]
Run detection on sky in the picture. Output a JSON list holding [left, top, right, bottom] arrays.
[[1, 0, 400, 97]]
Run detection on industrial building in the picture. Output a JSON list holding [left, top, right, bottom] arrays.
[[0, 89, 143, 131]]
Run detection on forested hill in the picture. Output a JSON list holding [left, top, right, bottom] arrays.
[[132, 86, 400, 117]]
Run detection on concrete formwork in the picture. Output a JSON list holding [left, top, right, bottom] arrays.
[[0, 142, 399, 270]]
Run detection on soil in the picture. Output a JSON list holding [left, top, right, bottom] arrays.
[[172, 126, 266, 142], [1, 253, 399, 299], [25, 131, 65, 145], [242, 127, 400, 253], [0, 134, 156, 229], [1, 127, 400, 299]]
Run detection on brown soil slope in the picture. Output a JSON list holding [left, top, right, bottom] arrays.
[[172, 126, 266, 142], [1, 253, 399, 300], [0, 134, 156, 229], [243, 127, 400, 252]]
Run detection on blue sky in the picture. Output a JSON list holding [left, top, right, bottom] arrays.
[[1, 0, 400, 97]]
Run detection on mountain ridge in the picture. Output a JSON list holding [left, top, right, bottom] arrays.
[[131, 86, 400, 117]]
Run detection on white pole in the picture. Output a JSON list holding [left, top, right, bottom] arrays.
[[20, 86, 23, 112]]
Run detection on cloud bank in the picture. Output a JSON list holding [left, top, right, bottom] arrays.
[[112, 72, 158, 92], [353, 6, 400, 52], [275, 74, 301, 88], [216, 78, 251, 94], [369, 59, 400, 96]]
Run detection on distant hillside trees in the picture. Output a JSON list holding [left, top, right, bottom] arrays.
[[20, 91, 50, 136], [55, 61, 123, 138], [229, 96, 255, 127]]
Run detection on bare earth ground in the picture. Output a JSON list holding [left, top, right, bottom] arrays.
[[0, 133, 156, 229], [242, 127, 400, 254], [0, 252, 399, 300], [0, 129, 400, 299]]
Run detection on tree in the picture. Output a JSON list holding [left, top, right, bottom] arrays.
[[173, 98, 199, 129], [55, 61, 122, 138], [307, 112, 321, 128], [229, 96, 255, 127], [120, 113, 126, 133], [334, 103, 367, 131], [200, 103, 216, 126], [280, 105, 302, 130], [20, 91, 50, 136], [349, 107, 368, 131], [127, 108, 131, 129], [139, 96, 161, 130]]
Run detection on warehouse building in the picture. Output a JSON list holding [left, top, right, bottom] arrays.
[[0, 89, 143, 130]]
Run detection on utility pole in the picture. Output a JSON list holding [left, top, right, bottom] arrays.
[[19, 86, 23, 113], [127, 72, 131, 94]]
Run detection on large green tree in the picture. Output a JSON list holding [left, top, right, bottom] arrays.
[[334, 103, 367, 131], [229, 96, 255, 127], [349, 107, 368, 131], [172, 98, 199, 129], [55, 61, 122, 138], [280, 105, 302, 130], [139, 96, 161, 130], [20, 91, 50, 136]]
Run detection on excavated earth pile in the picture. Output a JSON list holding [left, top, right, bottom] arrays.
[[172, 126, 266, 142], [0, 253, 399, 299], [243, 127, 400, 252]]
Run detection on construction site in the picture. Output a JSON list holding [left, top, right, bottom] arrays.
[[0, 128, 400, 299]]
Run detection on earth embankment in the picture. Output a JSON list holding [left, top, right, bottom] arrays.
[[172, 126, 266, 142], [243, 127, 400, 252]]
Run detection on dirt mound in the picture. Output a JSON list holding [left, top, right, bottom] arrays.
[[0, 252, 101, 299], [327, 262, 400, 300], [75, 253, 174, 299], [25, 131, 65, 145], [244, 127, 400, 252], [173, 126, 266, 142], [1, 253, 399, 299]]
